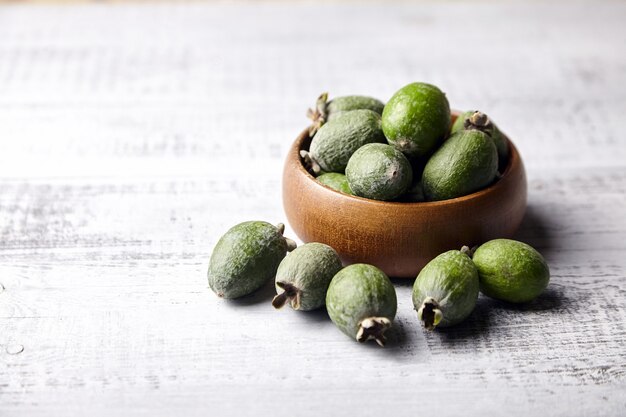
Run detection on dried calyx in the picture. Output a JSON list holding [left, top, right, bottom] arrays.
[[299, 150, 322, 175], [356, 317, 392, 347], [272, 282, 302, 310], [306, 92, 329, 136], [460, 245, 474, 258], [417, 297, 443, 330], [463, 111, 493, 135], [276, 223, 297, 251]]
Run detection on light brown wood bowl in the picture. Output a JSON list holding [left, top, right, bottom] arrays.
[[282, 112, 527, 278]]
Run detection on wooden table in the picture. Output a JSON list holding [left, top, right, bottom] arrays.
[[1, 1, 625, 416]]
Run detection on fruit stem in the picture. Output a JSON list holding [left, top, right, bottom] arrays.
[[276, 223, 285, 235], [417, 297, 443, 330], [272, 282, 302, 310], [356, 317, 392, 347]]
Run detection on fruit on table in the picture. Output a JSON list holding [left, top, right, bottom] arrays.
[[316, 172, 353, 195], [422, 129, 498, 201], [307, 93, 384, 135], [345, 143, 413, 201], [272, 242, 343, 311], [301, 109, 386, 174], [382, 82, 451, 158], [208, 221, 297, 299], [472, 239, 550, 303], [451, 110, 509, 171], [326, 264, 397, 346], [412, 247, 479, 329]]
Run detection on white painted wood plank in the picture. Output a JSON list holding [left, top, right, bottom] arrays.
[[0, 1, 625, 416]]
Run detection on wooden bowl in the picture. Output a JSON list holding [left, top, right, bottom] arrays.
[[282, 112, 527, 278]]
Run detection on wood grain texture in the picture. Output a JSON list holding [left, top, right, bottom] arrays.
[[0, 1, 625, 416], [283, 125, 527, 277]]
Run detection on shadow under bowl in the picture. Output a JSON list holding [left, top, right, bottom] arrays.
[[282, 112, 527, 278]]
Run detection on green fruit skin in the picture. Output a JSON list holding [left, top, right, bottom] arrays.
[[275, 243, 343, 311], [450, 110, 473, 133], [326, 264, 397, 340], [412, 250, 479, 327], [473, 239, 550, 303], [316, 172, 353, 195], [310, 109, 386, 173], [382, 82, 451, 158], [326, 96, 385, 120], [451, 110, 510, 170], [208, 221, 289, 299], [345, 143, 413, 201], [422, 130, 498, 201]]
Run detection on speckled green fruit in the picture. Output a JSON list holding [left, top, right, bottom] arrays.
[[326, 264, 397, 347], [451, 110, 509, 171], [302, 109, 386, 174], [473, 239, 550, 303], [345, 143, 413, 201], [422, 129, 498, 201], [326, 95, 385, 120], [272, 243, 343, 311], [307, 93, 385, 135], [208, 221, 297, 299], [382, 82, 451, 158], [316, 172, 353, 195], [412, 248, 479, 329]]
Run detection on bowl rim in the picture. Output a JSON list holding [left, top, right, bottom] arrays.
[[291, 114, 522, 208]]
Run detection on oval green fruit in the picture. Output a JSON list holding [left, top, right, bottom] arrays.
[[451, 110, 509, 171], [422, 129, 498, 201], [472, 239, 550, 303], [326, 264, 397, 347], [316, 172, 353, 195], [326, 95, 385, 120], [302, 109, 386, 174], [450, 110, 473, 133], [345, 143, 413, 201], [307, 93, 385, 135], [412, 248, 479, 329], [382, 82, 451, 158], [272, 242, 343, 311], [208, 221, 297, 299]]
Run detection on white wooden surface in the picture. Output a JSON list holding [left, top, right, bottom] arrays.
[[1, 1, 625, 416]]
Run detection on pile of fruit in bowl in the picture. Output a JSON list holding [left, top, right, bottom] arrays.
[[207, 82, 549, 348]]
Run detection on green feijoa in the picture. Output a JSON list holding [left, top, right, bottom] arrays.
[[272, 243, 343, 311], [326, 264, 397, 346], [345, 143, 413, 201], [451, 110, 509, 171], [382, 82, 451, 158], [473, 239, 550, 303], [306, 93, 385, 135], [326, 96, 385, 120], [208, 221, 297, 299], [450, 110, 473, 133], [412, 247, 479, 329], [316, 172, 353, 195], [301, 109, 386, 174], [422, 129, 498, 201]]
